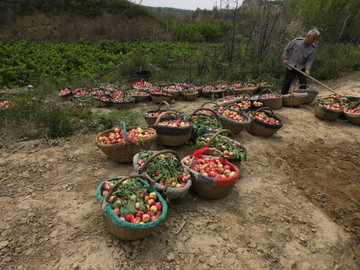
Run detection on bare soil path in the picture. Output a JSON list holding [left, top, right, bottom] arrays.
[[1, 72, 359, 270]]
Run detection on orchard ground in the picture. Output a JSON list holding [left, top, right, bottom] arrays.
[[0, 72, 359, 270]]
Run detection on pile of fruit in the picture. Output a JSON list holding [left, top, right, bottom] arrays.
[[58, 87, 72, 96], [233, 100, 251, 110], [182, 154, 237, 178], [157, 120, 191, 127], [73, 88, 89, 97], [217, 96, 238, 105], [98, 127, 156, 145], [215, 84, 229, 90], [112, 96, 134, 103], [195, 135, 247, 161], [111, 91, 125, 99], [258, 81, 273, 87], [232, 82, 245, 89], [129, 91, 149, 96], [132, 81, 152, 90], [252, 101, 264, 108], [318, 97, 342, 111], [248, 111, 281, 124], [98, 83, 118, 90], [176, 82, 194, 88], [144, 111, 177, 118], [100, 177, 163, 224], [344, 107, 360, 114], [137, 150, 190, 188], [259, 93, 281, 99], [163, 85, 183, 91], [221, 109, 249, 122], [90, 89, 111, 96], [202, 85, 216, 93], [93, 95, 112, 102], [182, 89, 198, 95], [0, 100, 11, 109]]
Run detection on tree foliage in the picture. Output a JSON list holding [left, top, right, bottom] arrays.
[[0, 0, 151, 19], [169, 20, 232, 43], [289, 0, 360, 43]]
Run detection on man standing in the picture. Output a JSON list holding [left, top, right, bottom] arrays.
[[281, 29, 320, 94]]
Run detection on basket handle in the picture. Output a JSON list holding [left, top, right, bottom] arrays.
[[239, 94, 251, 101], [188, 108, 220, 121], [221, 103, 243, 115], [154, 111, 182, 125], [224, 88, 238, 96], [252, 106, 274, 116], [157, 101, 171, 111], [259, 88, 273, 96], [204, 129, 234, 147], [139, 150, 182, 173], [104, 174, 153, 203], [200, 101, 219, 108]]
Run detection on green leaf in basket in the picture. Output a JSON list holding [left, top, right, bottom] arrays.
[[112, 201, 120, 209], [124, 203, 137, 214], [240, 151, 247, 161], [120, 206, 129, 217], [139, 201, 148, 212]]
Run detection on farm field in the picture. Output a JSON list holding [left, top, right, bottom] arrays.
[[0, 72, 359, 270]]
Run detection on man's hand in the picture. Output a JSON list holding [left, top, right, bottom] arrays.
[[305, 70, 310, 77], [283, 59, 288, 66]]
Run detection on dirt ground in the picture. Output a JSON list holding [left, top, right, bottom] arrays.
[[1, 72, 359, 270]]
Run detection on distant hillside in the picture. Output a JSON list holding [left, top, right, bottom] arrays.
[[147, 6, 194, 22], [0, 0, 172, 42]]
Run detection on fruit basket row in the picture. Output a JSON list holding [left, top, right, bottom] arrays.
[[314, 95, 360, 124]]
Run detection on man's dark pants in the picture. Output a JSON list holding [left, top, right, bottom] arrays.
[[281, 67, 307, 95]]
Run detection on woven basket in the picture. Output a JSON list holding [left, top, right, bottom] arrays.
[[282, 92, 308, 107], [152, 112, 193, 146], [247, 107, 284, 137], [233, 86, 258, 95], [183, 92, 197, 101], [133, 150, 192, 199], [111, 96, 135, 109], [143, 101, 184, 125], [201, 85, 216, 98], [96, 175, 168, 240], [95, 127, 157, 163], [216, 89, 243, 107], [199, 129, 247, 164], [182, 148, 240, 199], [188, 108, 222, 140], [218, 104, 251, 135], [163, 89, 182, 100], [314, 97, 342, 121], [92, 96, 112, 107], [129, 92, 150, 103], [182, 89, 198, 101], [343, 109, 360, 125], [293, 84, 319, 104], [258, 89, 282, 110], [150, 93, 174, 104]]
